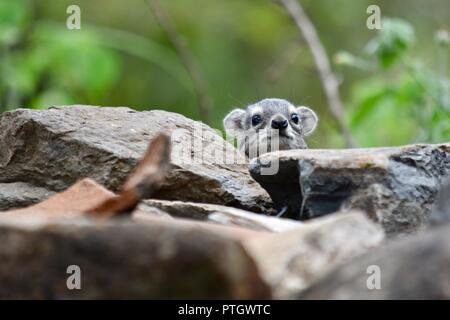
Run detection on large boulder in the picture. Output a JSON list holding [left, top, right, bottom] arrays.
[[250, 144, 450, 236], [244, 211, 384, 298], [0, 218, 270, 299], [299, 223, 450, 299], [0, 106, 272, 213]]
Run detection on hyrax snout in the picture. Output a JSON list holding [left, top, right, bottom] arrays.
[[223, 98, 318, 158]]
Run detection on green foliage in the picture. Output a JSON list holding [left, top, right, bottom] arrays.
[[31, 24, 121, 103], [337, 18, 450, 146], [0, 0, 30, 46], [0, 1, 448, 148], [0, 0, 122, 111], [366, 18, 415, 69]]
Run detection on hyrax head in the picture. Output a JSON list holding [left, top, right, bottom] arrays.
[[223, 98, 318, 158]]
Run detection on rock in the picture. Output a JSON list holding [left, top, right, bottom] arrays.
[[134, 214, 266, 241], [87, 133, 172, 218], [132, 202, 174, 220], [0, 182, 54, 211], [0, 106, 272, 213], [208, 211, 300, 232], [299, 223, 450, 299], [0, 178, 264, 241], [0, 218, 271, 299], [0, 145, 264, 239], [142, 199, 222, 220], [0, 178, 116, 224], [244, 211, 384, 298], [429, 178, 450, 226], [249, 143, 450, 236], [143, 199, 301, 232]]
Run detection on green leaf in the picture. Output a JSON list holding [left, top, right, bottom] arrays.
[[348, 80, 394, 128], [0, 0, 30, 46], [30, 25, 122, 100], [366, 18, 415, 69]]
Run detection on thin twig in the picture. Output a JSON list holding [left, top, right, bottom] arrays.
[[274, 0, 356, 147], [146, 0, 212, 124]]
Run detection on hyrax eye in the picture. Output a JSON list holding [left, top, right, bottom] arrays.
[[252, 114, 263, 126], [291, 113, 299, 124]]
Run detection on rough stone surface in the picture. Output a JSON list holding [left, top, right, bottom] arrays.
[[250, 144, 450, 235], [132, 202, 174, 220], [0, 182, 54, 210], [429, 178, 450, 226], [134, 214, 266, 240], [143, 199, 301, 232], [299, 223, 450, 299], [0, 178, 263, 240], [0, 218, 271, 299], [244, 212, 384, 298], [0, 106, 273, 213], [0, 178, 115, 223]]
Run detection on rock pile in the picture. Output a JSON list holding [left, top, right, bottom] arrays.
[[0, 105, 449, 299]]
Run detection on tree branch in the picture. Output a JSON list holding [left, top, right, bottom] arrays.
[[274, 0, 356, 147], [146, 0, 212, 124]]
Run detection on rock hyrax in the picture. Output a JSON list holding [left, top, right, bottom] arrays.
[[223, 98, 318, 158]]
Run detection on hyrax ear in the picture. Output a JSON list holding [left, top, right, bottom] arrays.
[[223, 108, 246, 137], [296, 106, 318, 136]]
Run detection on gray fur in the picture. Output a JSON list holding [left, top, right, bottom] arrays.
[[223, 98, 318, 158]]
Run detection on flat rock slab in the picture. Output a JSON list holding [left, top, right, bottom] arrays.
[[250, 143, 450, 235], [244, 211, 384, 298], [0, 106, 272, 213], [299, 223, 450, 299], [0, 218, 270, 299], [0, 182, 54, 210], [143, 199, 301, 232]]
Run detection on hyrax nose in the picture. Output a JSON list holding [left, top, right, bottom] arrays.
[[271, 119, 288, 130]]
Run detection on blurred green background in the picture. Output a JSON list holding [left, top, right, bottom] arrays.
[[0, 0, 449, 147]]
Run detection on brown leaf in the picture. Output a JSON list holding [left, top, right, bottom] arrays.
[[0, 178, 115, 224]]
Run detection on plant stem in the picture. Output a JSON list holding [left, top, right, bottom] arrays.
[[146, 0, 212, 124], [274, 0, 356, 147]]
